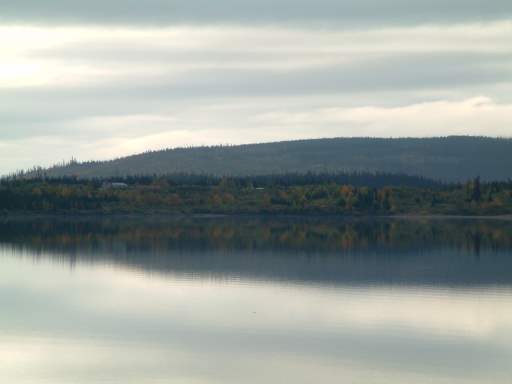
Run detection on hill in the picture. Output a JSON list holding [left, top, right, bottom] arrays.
[[29, 136, 512, 182]]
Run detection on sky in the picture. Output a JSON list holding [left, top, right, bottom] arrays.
[[1, 1, 512, 174]]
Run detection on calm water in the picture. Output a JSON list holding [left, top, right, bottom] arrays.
[[1, 216, 512, 383]]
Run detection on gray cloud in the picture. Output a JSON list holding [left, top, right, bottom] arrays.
[[2, 0, 512, 26], [1, 8, 511, 174], [2, 51, 511, 134]]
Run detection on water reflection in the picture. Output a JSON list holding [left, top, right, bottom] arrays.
[[0, 216, 512, 383], [1, 216, 512, 286]]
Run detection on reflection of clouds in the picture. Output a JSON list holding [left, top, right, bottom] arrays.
[[69, 266, 512, 339], [0, 335, 469, 384], [1, 251, 512, 383], [0, 337, 209, 384], [6, 336, 504, 384]]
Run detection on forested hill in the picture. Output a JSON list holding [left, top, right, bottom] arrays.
[[30, 136, 512, 182]]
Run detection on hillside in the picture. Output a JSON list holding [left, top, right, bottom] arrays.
[[32, 136, 512, 182]]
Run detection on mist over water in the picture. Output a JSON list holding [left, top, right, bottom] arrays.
[[1, 216, 512, 383]]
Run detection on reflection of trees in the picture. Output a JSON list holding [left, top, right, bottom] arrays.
[[0, 217, 511, 256], [2, 217, 512, 286]]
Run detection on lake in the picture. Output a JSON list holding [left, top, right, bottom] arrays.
[[1, 216, 512, 383]]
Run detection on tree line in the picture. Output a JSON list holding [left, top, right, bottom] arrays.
[[1, 173, 511, 215]]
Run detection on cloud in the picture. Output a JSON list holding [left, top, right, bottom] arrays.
[[0, 21, 511, 174], [1, 23, 510, 98], [255, 97, 512, 138], [1, 23, 511, 122], [1, 0, 511, 26], [4, 22, 512, 86], [2, 96, 510, 174]]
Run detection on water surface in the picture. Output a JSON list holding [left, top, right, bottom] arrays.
[[1, 217, 512, 383]]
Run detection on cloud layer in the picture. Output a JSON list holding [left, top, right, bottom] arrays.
[[0, 4, 511, 174], [2, 0, 512, 26]]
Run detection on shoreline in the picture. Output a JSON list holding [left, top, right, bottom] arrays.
[[1, 212, 512, 221]]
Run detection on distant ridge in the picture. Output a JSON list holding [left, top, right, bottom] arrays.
[[29, 136, 512, 182]]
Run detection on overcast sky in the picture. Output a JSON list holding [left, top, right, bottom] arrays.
[[1, 1, 511, 174]]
